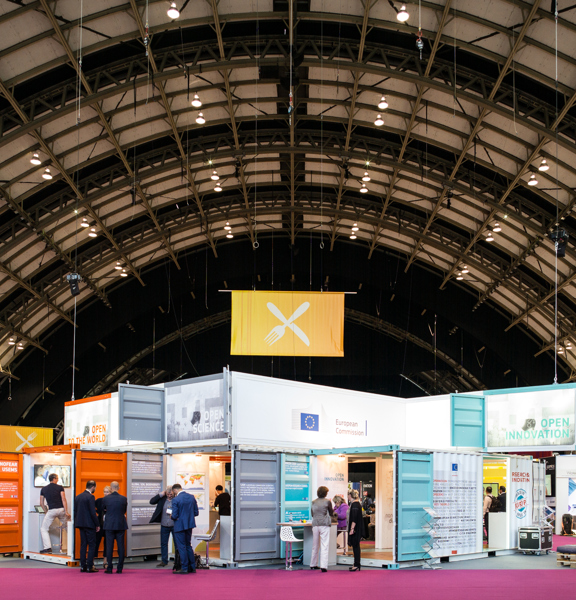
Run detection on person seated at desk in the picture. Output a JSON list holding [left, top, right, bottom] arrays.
[[213, 485, 231, 516], [362, 503, 375, 540]]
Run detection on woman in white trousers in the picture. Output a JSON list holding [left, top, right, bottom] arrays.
[[310, 486, 334, 572]]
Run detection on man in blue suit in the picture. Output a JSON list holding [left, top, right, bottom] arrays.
[[74, 480, 100, 573], [102, 481, 128, 574], [171, 483, 199, 574]]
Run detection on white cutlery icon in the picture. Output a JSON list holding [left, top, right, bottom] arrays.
[[265, 302, 310, 346], [15, 430, 37, 451]]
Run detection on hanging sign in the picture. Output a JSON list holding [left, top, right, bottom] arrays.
[[230, 291, 344, 356]]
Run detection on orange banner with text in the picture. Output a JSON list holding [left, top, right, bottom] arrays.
[[231, 291, 344, 356]]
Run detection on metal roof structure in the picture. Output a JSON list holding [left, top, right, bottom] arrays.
[[1, 0, 575, 427]]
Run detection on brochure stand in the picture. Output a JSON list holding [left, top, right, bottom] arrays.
[[421, 507, 441, 570]]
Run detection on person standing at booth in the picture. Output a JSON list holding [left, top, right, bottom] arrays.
[[498, 486, 507, 512], [213, 485, 231, 516], [39, 473, 70, 554], [348, 489, 363, 572], [310, 486, 334, 572], [483, 486, 494, 541], [102, 481, 128, 574], [95, 486, 111, 569], [149, 486, 175, 567], [75, 480, 100, 573], [171, 483, 199, 574]]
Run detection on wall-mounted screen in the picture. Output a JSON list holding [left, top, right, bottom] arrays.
[[33, 465, 71, 488]]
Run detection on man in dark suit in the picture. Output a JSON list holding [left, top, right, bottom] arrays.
[[102, 481, 128, 574], [74, 480, 100, 573], [171, 483, 199, 574], [498, 486, 507, 512]]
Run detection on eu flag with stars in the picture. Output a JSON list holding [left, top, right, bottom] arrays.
[[301, 413, 319, 432]]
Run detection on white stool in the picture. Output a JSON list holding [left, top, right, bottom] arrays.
[[194, 520, 220, 567], [280, 526, 302, 570]]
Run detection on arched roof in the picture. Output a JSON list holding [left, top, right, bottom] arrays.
[[1, 0, 575, 426]]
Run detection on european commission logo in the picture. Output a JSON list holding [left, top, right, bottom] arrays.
[[300, 413, 319, 432]]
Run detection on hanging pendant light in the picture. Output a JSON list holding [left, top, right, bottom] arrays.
[[360, 183, 368, 193], [456, 272, 464, 281], [88, 227, 97, 238], [120, 268, 128, 277], [8, 337, 15, 345], [214, 183, 222, 192], [528, 173, 538, 186], [16, 342, 24, 351], [191, 93, 202, 108], [42, 168, 53, 180], [349, 234, 357, 240], [80, 217, 89, 228], [114, 261, 123, 270], [226, 232, 234, 239], [461, 265, 469, 274], [196, 112, 206, 125], [378, 96, 388, 110], [211, 170, 220, 181], [167, 2, 180, 19], [224, 222, 231, 231], [486, 231, 494, 242], [397, 5, 409, 22], [352, 223, 359, 232], [493, 222, 502, 233], [538, 158, 549, 172], [374, 114, 384, 126], [30, 153, 41, 165], [362, 171, 371, 182]]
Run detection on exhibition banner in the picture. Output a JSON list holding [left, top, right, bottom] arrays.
[[433, 452, 483, 556], [0, 426, 53, 452], [230, 291, 344, 356], [486, 388, 576, 449], [316, 455, 348, 503], [64, 395, 111, 446], [508, 456, 533, 548]]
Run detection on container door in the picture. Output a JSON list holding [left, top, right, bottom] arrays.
[[0, 452, 23, 553], [396, 451, 433, 562], [451, 394, 485, 447], [233, 451, 280, 561], [119, 384, 165, 442]]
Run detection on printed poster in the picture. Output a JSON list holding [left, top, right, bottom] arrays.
[[568, 478, 576, 515]]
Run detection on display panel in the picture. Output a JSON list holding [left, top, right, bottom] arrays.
[[33, 465, 71, 487]]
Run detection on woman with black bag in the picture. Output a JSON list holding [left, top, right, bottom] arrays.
[[347, 489, 363, 571]]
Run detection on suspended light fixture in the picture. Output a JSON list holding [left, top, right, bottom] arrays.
[[538, 158, 549, 172], [362, 171, 371, 182], [114, 261, 123, 270], [80, 217, 89, 228], [211, 170, 220, 181], [191, 93, 202, 108], [30, 153, 41, 166], [42, 168, 53, 180], [214, 183, 222, 192], [397, 4, 409, 22], [120, 268, 128, 277], [456, 272, 464, 281], [226, 232, 234, 239], [88, 227, 97, 238], [352, 223, 359, 232], [350, 234, 357, 240], [374, 114, 384, 126], [167, 2, 180, 19], [360, 183, 368, 193], [461, 265, 469, 274], [558, 347, 565, 354], [378, 95, 388, 110], [528, 173, 538, 186], [196, 112, 206, 125], [224, 222, 232, 231], [8, 337, 15, 345], [486, 230, 494, 242], [16, 342, 24, 351], [493, 222, 502, 233]]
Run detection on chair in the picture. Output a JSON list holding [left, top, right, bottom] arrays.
[[280, 526, 302, 570], [194, 520, 220, 567], [337, 529, 348, 555]]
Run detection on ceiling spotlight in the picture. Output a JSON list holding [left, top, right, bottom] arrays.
[[214, 183, 222, 192], [191, 94, 202, 108], [538, 158, 549, 172], [461, 265, 469, 274], [352, 223, 359, 232], [88, 227, 97, 238], [528, 173, 538, 186], [456, 272, 464, 281], [211, 170, 219, 181], [378, 95, 388, 110], [120, 268, 128, 277], [42, 168, 53, 180], [196, 112, 206, 125], [80, 217, 89, 228], [224, 222, 231, 231], [30, 153, 41, 166], [493, 222, 502, 233], [374, 114, 384, 126], [167, 2, 180, 19], [114, 261, 122, 270], [360, 183, 368, 193], [8, 337, 15, 345], [226, 233, 234, 239], [397, 4, 409, 22], [349, 234, 357, 240], [362, 171, 371, 182]]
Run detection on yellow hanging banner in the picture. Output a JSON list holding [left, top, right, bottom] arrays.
[[231, 291, 344, 356], [0, 425, 53, 452]]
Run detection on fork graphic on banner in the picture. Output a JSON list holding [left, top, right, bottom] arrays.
[[15, 430, 37, 451], [265, 302, 310, 346]]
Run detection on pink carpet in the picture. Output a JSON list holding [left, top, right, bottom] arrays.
[[2, 568, 575, 600]]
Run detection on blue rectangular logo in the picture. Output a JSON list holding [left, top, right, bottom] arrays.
[[452, 463, 458, 472], [300, 413, 319, 432]]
